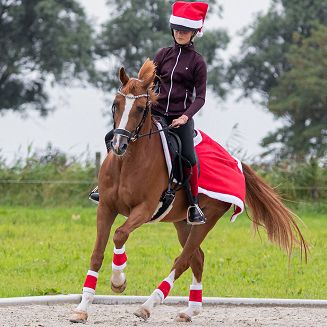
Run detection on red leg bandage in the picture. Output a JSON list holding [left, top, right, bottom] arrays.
[[157, 280, 171, 299], [83, 270, 98, 294], [189, 284, 202, 304], [112, 246, 127, 270]]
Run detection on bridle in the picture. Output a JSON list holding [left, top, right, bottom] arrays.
[[112, 89, 150, 143]]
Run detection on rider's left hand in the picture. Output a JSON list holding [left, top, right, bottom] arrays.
[[170, 115, 189, 128]]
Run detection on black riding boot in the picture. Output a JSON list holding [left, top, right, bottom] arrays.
[[184, 165, 206, 225], [89, 130, 114, 204]]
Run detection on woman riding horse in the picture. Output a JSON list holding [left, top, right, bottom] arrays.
[[89, 1, 208, 225], [70, 2, 308, 324]]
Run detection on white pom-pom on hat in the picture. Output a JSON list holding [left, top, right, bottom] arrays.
[[197, 28, 204, 37]]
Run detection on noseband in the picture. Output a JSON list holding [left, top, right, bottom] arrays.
[[112, 90, 150, 143]]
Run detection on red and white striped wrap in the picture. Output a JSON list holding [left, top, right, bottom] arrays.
[[156, 277, 174, 301], [83, 270, 98, 294], [112, 245, 127, 270], [189, 284, 202, 306]]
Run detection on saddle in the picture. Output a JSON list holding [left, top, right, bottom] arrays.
[[150, 116, 200, 222], [155, 116, 200, 173]]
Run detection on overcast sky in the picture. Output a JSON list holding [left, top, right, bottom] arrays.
[[0, 0, 277, 164]]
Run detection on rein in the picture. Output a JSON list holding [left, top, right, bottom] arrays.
[[137, 121, 173, 139]]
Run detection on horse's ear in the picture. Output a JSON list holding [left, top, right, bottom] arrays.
[[138, 58, 156, 89], [119, 67, 129, 86]]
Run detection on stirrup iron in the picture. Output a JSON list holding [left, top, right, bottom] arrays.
[[89, 186, 99, 204], [187, 203, 206, 225]]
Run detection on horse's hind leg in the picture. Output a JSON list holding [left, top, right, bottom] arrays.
[[69, 203, 116, 323], [173, 220, 205, 322], [134, 219, 213, 322], [134, 201, 230, 322]]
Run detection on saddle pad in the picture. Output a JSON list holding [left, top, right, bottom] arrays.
[[194, 130, 245, 222], [156, 122, 245, 222]]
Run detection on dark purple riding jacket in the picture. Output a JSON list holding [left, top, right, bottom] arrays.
[[152, 42, 207, 119]]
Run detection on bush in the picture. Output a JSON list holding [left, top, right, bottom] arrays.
[[253, 158, 327, 204], [1, 146, 326, 207], [0, 144, 97, 206]]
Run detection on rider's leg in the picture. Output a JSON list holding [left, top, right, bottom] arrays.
[[89, 130, 114, 203], [173, 118, 205, 225]]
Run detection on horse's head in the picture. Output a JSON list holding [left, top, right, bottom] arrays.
[[111, 59, 157, 156]]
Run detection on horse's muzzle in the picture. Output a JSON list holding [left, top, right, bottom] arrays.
[[112, 133, 129, 156]]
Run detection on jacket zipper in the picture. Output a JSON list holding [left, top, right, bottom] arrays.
[[165, 47, 182, 115], [184, 89, 188, 109]]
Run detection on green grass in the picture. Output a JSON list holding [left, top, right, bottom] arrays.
[[0, 206, 326, 299]]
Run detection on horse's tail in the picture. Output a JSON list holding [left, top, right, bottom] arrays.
[[242, 163, 309, 261]]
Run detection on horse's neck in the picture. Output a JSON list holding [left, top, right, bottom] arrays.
[[113, 116, 167, 195], [121, 116, 158, 166]]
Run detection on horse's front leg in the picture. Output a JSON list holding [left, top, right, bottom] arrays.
[[110, 244, 128, 293], [110, 203, 152, 294], [69, 202, 116, 323]]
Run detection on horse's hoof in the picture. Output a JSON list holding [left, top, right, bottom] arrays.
[[110, 279, 127, 293], [175, 312, 192, 322], [69, 310, 88, 323], [134, 306, 150, 321]]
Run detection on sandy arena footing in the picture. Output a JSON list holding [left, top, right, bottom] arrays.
[[0, 303, 327, 327]]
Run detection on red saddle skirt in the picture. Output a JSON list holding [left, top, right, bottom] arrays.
[[194, 130, 246, 222]]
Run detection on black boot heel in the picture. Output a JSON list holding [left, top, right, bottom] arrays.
[[89, 186, 99, 204]]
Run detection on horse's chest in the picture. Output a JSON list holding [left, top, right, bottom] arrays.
[[108, 183, 141, 213], [107, 155, 165, 215], [119, 180, 148, 203]]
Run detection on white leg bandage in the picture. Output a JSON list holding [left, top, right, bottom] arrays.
[[76, 270, 98, 312]]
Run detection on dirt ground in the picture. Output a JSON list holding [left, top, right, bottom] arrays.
[[0, 303, 326, 327]]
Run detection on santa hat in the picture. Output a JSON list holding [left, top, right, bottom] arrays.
[[169, 1, 209, 37]]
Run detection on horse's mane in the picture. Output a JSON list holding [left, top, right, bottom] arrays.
[[137, 59, 157, 103], [120, 59, 158, 104], [138, 59, 155, 83]]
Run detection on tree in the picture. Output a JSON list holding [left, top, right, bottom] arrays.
[[262, 24, 327, 160], [229, 0, 327, 98], [96, 0, 229, 98], [0, 0, 96, 116], [228, 0, 327, 159]]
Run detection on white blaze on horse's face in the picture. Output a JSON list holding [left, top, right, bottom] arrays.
[[112, 95, 135, 156], [118, 96, 135, 130]]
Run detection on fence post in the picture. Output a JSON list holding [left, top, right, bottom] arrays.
[[95, 152, 101, 179]]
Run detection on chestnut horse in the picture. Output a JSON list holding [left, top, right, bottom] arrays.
[[70, 59, 308, 323]]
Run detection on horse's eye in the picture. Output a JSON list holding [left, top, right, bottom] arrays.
[[137, 106, 145, 113]]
